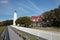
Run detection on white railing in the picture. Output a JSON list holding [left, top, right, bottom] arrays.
[[11, 25, 60, 40]]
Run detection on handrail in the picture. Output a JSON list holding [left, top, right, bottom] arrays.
[[11, 25, 60, 40]]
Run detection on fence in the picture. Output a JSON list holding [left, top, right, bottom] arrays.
[[11, 25, 60, 40]]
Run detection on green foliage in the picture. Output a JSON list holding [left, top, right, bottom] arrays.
[[16, 16, 32, 27], [0, 20, 13, 26], [42, 6, 60, 27]]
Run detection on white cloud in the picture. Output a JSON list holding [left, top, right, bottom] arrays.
[[55, 0, 60, 5], [18, 0, 41, 14], [18, 7, 30, 13], [19, 3, 40, 14], [0, 0, 8, 3], [27, 0, 40, 12]]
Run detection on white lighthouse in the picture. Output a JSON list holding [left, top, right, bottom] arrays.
[[13, 10, 17, 25]]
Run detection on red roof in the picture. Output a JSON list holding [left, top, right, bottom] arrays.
[[31, 16, 43, 22], [32, 16, 39, 19]]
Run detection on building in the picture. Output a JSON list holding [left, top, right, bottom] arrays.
[[13, 10, 17, 26], [31, 16, 43, 26]]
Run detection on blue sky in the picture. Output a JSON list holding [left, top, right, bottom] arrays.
[[0, 0, 60, 22]]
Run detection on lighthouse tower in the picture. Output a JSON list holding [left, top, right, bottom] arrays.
[[13, 10, 17, 25]]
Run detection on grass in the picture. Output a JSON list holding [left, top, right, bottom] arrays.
[[31, 26, 60, 32], [19, 31, 37, 40], [0, 26, 5, 33]]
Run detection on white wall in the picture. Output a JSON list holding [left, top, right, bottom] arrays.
[[11, 25, 60, 40]]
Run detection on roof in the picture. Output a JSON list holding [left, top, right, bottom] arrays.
[[31, 16, 39, 19], [31, 16, 43, 22]]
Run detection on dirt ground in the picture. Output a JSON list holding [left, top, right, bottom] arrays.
[[32, 27, 60, 32]]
